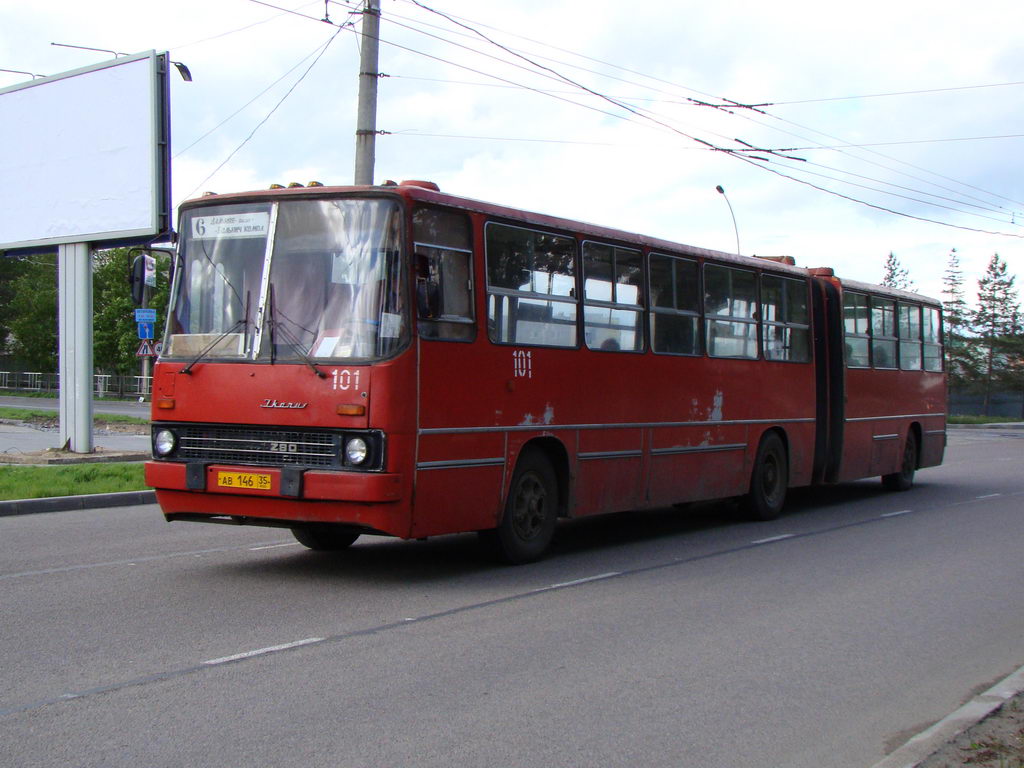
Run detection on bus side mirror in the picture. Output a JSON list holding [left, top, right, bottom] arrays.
[[415, 253, 441, 319], [129, 254, 149, 305], [128, 247, 175, 305]]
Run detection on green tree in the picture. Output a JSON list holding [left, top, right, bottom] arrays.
[[93, 247, 171, 375], [940, 248, 980, 388], [972, 253, 1022, 414], [7, 254, 58, 372], [4, 247, 172, 379], [881, 252, 914, 290], [0, 254, 32, 356]]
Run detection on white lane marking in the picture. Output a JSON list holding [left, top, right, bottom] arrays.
[[204, 637, 324, 666], [976, 493, 1002, 499], [544, 572, 622, 590], [248, 542, 299, 551], [881, 510, 912, 518], [751, 534, 795, 546]]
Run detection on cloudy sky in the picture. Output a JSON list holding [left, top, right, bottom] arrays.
[[2, 0, 1022, 300]]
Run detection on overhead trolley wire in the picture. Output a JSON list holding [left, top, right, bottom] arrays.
[[768, 79, 1024, 106], [394, 2, 1019, 228], [174, 38, 340, 159], [389, 0, 1023, 227], [229, 0, 1022, 236], [170, 1, 326, 50], [377, 17, 1022, 222], [178, 25, 344, 205]]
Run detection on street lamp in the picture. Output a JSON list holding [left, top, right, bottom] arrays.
[[716, 185, 740, 255]]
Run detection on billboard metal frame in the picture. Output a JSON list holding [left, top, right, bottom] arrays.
[[0, 50, 173, 253]]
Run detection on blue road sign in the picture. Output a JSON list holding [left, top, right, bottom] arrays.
[[134, 308, 157, 323], [137, 322, 155, 339]]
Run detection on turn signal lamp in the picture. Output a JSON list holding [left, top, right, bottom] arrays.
[[336, 404, 366, 417], [156, 398, 176, 410]]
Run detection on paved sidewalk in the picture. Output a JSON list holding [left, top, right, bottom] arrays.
[[0, 420, 149, 462]]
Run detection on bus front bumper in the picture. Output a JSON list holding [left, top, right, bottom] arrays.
[[145, 461, 409, 537]]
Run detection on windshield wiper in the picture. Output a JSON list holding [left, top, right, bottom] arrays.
[[266, 285, 327, 379], [180, 292, 250, 375]]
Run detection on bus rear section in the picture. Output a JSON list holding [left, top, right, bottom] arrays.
[[827, 276, 946, 488]]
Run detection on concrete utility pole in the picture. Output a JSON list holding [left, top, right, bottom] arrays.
[[353, 0, 381, 185]]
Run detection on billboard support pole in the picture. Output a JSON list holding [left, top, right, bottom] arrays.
[[58, 242, 94, 453]]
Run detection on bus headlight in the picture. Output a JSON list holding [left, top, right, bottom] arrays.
[[154, 428, 177, 457], [344, 437, 368, 466]]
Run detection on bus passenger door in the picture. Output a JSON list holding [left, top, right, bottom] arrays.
[[410, 207, 506, 537]]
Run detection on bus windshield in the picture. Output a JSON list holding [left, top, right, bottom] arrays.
[[166, 197, 408, 364]]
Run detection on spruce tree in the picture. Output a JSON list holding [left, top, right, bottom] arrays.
[[973, 253, 1022, 414], [881, 252, 914, 290], [940, 248, 978, 387]]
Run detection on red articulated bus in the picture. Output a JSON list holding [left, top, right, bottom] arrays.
[[145, 180, 946, 563]]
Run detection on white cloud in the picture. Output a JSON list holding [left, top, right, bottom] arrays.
[[1, 0, 1020, 298]]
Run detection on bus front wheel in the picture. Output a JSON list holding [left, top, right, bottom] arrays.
[[745, 432, 788, 521], [882, 430, 917, 492], [291, 525, 360, 551], [481, 450, 558, 564]]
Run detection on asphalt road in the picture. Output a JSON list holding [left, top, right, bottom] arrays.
[[1, 430, 1022, 767]]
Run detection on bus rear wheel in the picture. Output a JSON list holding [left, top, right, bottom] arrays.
[[480, 450, 558, 564], [882, 430, 917, 492], [291, 524, 360, 551], [745, 432, 788, 521]]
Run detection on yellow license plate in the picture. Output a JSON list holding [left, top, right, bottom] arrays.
[[217, 471, 272, 491]]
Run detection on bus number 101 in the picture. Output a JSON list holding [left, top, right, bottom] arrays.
[[513, 350, 532, 379], [332, 369, 361, 391]]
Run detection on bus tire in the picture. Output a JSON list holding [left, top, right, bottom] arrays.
[[481, 450, 558, 564], [882, 430, 917, 492], [291, 525, 360, 551], [744, 432, 788, 521]]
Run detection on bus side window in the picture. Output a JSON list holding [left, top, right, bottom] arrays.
[[898, 302, 923, 370], [649, 253, 700, 356], [843, 292, 870, 367], [704, 264, 758, 359], [484, 222, 577, 348], [761, 274, 810, 362], [871, 298, 897, 369], [582, 241, 644, 352], [413, 207, 475, 342], [922, 306, 943, 371]]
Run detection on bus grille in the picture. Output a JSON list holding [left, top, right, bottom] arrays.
[[175, 425, 340, 468]]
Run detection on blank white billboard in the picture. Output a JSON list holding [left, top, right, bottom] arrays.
[[0, 51, 170, 252]]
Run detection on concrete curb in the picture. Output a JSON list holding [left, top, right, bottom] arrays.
[[870, 664, 1024, 768], [0, 490, 157, 517]]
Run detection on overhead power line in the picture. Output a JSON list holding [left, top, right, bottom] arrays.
[[768, 80, 1024, 106], [420, 1, 1024, 231], [179, 26, 344, 204], [251, 0, 1023, 235]]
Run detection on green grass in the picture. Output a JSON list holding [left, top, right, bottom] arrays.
[[0, 463, 148, 501], [949, 414, 1023, 425], [0, 406, 147, 426]]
